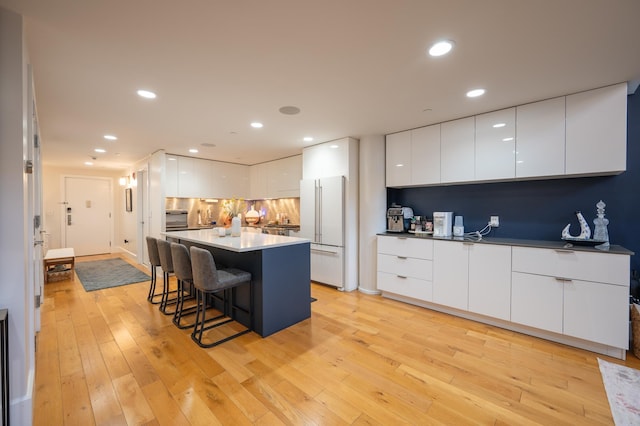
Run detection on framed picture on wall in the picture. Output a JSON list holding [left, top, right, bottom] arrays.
[[125, 188, 132, 212]]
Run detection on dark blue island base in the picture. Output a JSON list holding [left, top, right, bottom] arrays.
[[167, 237, 311, 337]]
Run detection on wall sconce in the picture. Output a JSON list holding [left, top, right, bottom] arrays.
[[119, 176, 128, 186]]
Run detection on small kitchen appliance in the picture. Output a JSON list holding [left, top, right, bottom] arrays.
[[386, 207, 405, 232], [433, 211, 453, 237]]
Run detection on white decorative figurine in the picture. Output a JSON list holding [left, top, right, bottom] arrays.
[[592, 200, 610, 248], [561, 211, 591, 240]]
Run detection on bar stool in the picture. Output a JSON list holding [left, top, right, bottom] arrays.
[[170, 242, 198, 329], [189, 246, 253, 347], [156, 239, 179, 315], [145, 236, 163, 304]]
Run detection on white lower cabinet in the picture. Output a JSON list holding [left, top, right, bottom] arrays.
[[378, 236, 630, 357], [468, 243, 512, 320], [433, 240, 469, 310], [432, 240, 511, 317], [511, 246, 629, 349], [377, 236, 433, 301]]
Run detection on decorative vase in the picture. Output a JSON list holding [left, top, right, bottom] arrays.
[[231, 214, 241, 237]]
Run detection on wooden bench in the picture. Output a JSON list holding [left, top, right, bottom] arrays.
[[44, 248, 75, 283]]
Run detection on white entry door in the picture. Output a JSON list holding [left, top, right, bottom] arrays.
[[64, 176, 112, 256]]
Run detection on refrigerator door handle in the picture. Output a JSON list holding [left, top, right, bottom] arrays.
[[317, 183, 322, 243]]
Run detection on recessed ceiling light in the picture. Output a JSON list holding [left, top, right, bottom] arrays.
[[503, 137, 514, 142], [94, 148, 106, 153], [396, 163, 404, 167], [303, 137, 314, 142], [189, 148, 198, 153], [104, 135, 117, 140], [493, 123, 506, 128], [167, 157, 177, 161], [467, 88, 485, 98], [279, 106, 301, 115], [84, 161, 93, 166], [137, 89, 157, 99], [330, 144, 339, 149], [251, 122, 263, 128], [428, 40, 454, 57]]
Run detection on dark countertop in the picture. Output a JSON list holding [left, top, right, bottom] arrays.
[[377, 231, 634, 256]]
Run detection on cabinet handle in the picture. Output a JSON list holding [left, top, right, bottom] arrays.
[[397, 256, 407, 260], [555, 277, 572, 282], [396, 275, 407, 279], [463, 242, 474, 246], [398, 237, 408, 240], [554, 249, 574, 254]]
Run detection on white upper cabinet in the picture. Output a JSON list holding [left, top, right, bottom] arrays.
[[475, 108, 516, 181], [171, 155, 249, 199], [249, 163, 267, 200], [213, 161, 249, 199], [516, 97, 566, 178], [386, 83, 628, 187], [177, 156, 201, 198], [411, 124, 441, 185], [165, 154, 178, 197], [385, 131, 411, 187], [266, 155, 301, 198], [248, 155, 301, 199], [303, 138, 352, 179], [441, 117, 475, 183], [566, 83, 627, 175]]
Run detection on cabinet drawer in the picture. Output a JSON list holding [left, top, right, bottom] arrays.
[[512, 246, 628, 286], [378, 236, 433, 259], [511, 272, 563, 333], [377, 272, 432, 301], [377, 254, 432, 281]]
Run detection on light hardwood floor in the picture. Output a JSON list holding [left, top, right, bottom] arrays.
[[34, 253, 640, 425]]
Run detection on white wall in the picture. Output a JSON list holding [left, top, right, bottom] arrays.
[[358, 136, 386, 294], [0, 7, 34, 424]]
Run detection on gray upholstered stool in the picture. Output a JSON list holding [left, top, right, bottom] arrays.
[[189, 246, 253, 347], [169, 242, 199, 329], [145, 236, 163, 304], [157, 239, 179, 315]]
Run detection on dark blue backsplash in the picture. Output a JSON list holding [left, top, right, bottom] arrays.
[[388, 92, 639, 273]]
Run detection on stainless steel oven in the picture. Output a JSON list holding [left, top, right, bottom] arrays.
[[165, 209, 188, 231]]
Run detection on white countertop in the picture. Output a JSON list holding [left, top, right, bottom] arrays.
[[162, 229, 310, 253]]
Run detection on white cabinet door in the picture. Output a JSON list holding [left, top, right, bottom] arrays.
[[441, 117, 475, 183], [433, 240, 469, 310], [165, 154, 178, 197], [516, 97, 566, 178], [249, 163, 267, 199], [267, 155, 301, 198], [511, 272, 563, 333], [319, 176, 344, 247], [303, 138, 350, 179], [215, 162, 249, 199], [475, 108, 516, 181], [563, 279, 629, 348], [385, 131, 411, 187], [411, 124, 441, 185], [177, 156, 200, 198], [566, 83, 627, 175], [468, 243, 512, 320]]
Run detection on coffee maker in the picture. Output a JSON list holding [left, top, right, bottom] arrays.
[[386, 207, 404, 232]]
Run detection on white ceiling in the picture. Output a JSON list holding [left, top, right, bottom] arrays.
[[2, 0, 640, 170]]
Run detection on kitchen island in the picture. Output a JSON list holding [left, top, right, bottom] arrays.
[[163, 229, 311, 337]]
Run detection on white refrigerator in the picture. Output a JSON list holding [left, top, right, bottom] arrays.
[[300, 175, 345, 288]]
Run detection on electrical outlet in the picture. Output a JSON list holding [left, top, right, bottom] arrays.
[[490, 216, 500, 227]]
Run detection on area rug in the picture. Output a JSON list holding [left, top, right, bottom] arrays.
[[598, 358, 640, 425], [75, 258, 150, 292]]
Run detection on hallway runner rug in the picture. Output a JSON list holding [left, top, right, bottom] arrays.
[[75, 258, 150, 292], [598, 357, 640, 425]]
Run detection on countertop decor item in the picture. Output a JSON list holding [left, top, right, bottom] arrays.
[[593, 200, 610, 248], [223, 197, 245, 222], [561, 210, 592, 240]]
